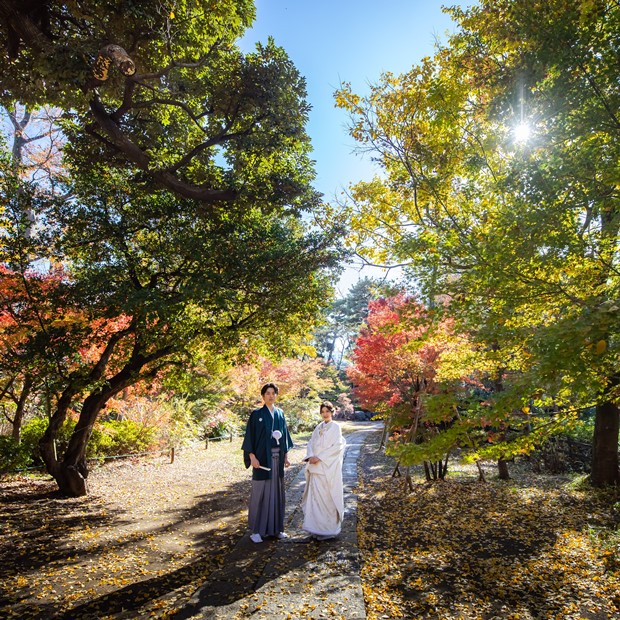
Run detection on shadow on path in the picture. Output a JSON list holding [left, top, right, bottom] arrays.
[[173, 422, 383, 620]]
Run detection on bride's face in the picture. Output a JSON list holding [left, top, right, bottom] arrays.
[[320, 406, 332, 422]]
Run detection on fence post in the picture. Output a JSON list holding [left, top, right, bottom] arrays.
[[170, 446, 175, 463], [205, 436, 209, 450], [229, 433, 233, 443]]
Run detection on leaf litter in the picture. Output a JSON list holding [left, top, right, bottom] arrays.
[[356, 448, 620, 620], [0, 438, 307, 619]]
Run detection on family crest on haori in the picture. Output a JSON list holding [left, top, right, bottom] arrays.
[[242, 383, 293, 543]]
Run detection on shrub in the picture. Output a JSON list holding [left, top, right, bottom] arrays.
[[99, 419, 158, 456], [282, 398, 321, 433], [200, 408, 240, 439], [335, 393, 355, 419], [20, 417, 76, 465], [17, 417, 159, 468], [160, 398, 200, 447], [0, 436, 33, 472], [528, 433, 593, 474], [565, 418, 595, 443]]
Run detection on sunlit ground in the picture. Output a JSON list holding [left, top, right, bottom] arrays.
[[0, 420, 370, 619], [357, 448, 620, 620]]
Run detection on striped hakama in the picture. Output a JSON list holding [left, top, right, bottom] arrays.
[[248, 448, 285, 537]]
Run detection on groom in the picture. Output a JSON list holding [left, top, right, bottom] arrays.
[[242, 383, 293, 543]]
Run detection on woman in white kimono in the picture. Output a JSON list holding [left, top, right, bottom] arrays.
[[302, 401, 346, 540]]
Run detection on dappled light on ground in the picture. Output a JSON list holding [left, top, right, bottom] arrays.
[[357, 452, 620, 620], [0, 438, 309, 619]]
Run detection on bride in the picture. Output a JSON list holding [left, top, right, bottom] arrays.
[[302, 401, 346, 540]]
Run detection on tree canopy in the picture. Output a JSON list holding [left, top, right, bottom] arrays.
[[1, 0, 317, 208], [0, 1, 344, 495], [335, 0, 620, 485]]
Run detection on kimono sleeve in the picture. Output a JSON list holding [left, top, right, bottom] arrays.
[[305, 425, 320, 460], [241, 410, 257, 469]]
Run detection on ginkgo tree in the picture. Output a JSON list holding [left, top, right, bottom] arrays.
[[335, 0, 620, 485]]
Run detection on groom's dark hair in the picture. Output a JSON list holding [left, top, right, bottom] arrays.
[[261, 383, 279, 396]]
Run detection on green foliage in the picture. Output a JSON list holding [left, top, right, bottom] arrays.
[[0, 436, 32, 472], [206, 414, 238, 439], [565, 416, 596, 444], [282, 397, 322, 433], [1, 0, 326, 218], [334, 0, 620, 480], [0, 30, 343, 487], [0, 0, 255, 110], [98, 420, 158, 456], [11, 417, 160, 470], [316, 364, 349, 403], [1, 2, 347, 498], [20, 417, 75, 465], [161, 398, 201, 447], [314, 276, 394, 367]]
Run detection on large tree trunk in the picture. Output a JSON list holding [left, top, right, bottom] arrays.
[[40, 338, 173, 496], [42, 382, 128, 496], [591, 211, 620, 486], [55, 391, 110, 496], [40, 328, 134, 495], [591, 391, 620, 487], [40, 385, 81, 494]]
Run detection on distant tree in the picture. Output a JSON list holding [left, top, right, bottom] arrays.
[[347, 294, 459, 481], [224, 356, 339, 409], [315, 277, 394, 368]]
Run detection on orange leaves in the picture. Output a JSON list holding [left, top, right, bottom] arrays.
[[347, 294, 452, 412]]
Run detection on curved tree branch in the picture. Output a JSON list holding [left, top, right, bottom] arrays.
[[88, 95, 237, 204]]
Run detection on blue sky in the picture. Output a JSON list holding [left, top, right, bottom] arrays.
[[240, 1, 466, 292]]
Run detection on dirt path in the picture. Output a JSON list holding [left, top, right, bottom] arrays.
[[0, 421, 381, 619], [173, 423, 383, 620]]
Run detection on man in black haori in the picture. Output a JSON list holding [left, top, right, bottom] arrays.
[[242, 383, 293, 543]]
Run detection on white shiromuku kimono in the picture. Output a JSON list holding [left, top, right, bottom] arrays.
[[302, 420, 346, 538]]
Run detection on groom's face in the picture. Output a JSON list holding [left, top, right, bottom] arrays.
[[263, 388, 277, 406]]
